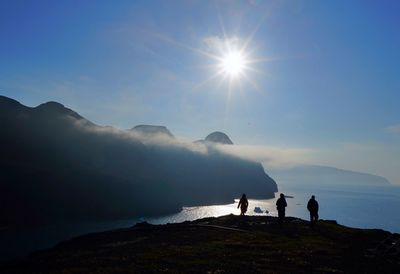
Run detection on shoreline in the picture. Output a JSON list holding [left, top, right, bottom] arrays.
[[2, 184, 400, 265]]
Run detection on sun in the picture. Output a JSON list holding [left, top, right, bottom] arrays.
[[220, 50, 246, 78], [190, 35, 264, 89]]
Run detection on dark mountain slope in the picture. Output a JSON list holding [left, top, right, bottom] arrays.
[[0, 96, 277, 226]]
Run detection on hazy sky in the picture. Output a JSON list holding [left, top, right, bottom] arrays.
[[1, 0, 399, 183]]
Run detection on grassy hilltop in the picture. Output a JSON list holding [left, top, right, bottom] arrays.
[[2, 215, 399, 273]]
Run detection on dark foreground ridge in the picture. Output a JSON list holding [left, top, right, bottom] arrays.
[[2, 215, 399, 273]]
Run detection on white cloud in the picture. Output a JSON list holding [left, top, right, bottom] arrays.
[[247, 0, 258, 6], [214, 143, 313, 168], [74, 120, 210, 155], [385, 124, 400, 134], [203, 35, 240, 52], [72, 117, 312, 168]]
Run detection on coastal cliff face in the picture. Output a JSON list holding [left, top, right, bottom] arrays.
[[2, 215, 399, 273], [0, 96, 277, 226]]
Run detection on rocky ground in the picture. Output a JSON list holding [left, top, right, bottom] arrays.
[[1, 215, 399, 273]]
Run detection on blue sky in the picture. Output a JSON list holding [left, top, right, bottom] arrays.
[[1, 0, 399, 183]]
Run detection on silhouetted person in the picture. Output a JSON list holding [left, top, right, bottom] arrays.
[[276, 193, 287, 226], [307, 195, 319, 226], [237, 194, 249, 216]]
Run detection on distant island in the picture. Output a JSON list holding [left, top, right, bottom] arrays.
[[2, 215, 399, 273], [268, 164, 391, 188], [0, 95, 277, 227]]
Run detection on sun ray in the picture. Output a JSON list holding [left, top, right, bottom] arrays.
[[241, 73, 262, 93], [243, 66, 267, 76], [223, 73, 235, 130], [152, 32, 221, 61], [246, 55, 297, 64], [216, 72, 230, 89], [217, 7, 229, 48], [240, 6, 274, 55], [148, 16, 274, 94], [193, 70, 226, 90]]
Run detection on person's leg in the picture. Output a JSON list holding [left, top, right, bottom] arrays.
[[278, 210, 284, 226]]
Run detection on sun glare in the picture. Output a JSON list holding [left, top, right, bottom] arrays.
[[192, 35, 264, 90], [220, 50, 246, 78]]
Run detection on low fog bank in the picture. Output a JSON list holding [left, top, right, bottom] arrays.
[[0, 96, 277, 227], [64, 123, 397, 190], [211, 138, 392, 190], [217, 143, 391, 189]]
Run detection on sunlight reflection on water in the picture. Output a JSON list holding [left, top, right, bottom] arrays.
[[2, 186, 400, 261], [146, 185, 400, 233], [147, 199, 278, 225]]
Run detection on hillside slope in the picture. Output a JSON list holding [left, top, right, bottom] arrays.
[[2, 215, 399, 273]]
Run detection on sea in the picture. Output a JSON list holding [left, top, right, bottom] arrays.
[[1, 184, 400, 262]]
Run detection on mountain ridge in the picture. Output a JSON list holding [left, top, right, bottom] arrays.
[[205, 131, 234, 144], [0, 95, 278, 227], [130, 124, 174, 138]]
